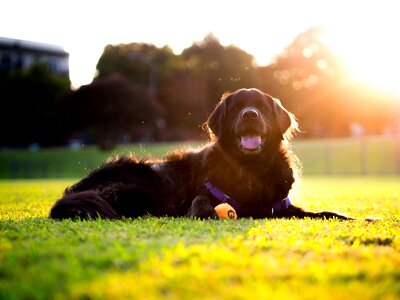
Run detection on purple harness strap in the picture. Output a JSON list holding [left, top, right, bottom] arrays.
[[203, 180, 292, 215], [272, 197, 292, 214], [204, 181, 240, 211]]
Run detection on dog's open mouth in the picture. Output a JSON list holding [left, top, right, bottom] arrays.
[[239, 135, 264, 154]]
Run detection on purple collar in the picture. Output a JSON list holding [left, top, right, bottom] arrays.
[[203, 181, 240, 211], [203, 180, 292, 215]]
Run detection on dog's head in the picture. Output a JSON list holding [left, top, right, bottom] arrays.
[[204, 88, 297, 156]]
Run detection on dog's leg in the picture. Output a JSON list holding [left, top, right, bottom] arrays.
[[273, 204, 355, 220], [188, 195, 219, 219]]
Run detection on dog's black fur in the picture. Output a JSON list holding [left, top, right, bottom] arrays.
[[50, 88, 351, 220]]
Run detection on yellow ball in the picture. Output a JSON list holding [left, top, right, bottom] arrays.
[[215, 203, 237, 219]]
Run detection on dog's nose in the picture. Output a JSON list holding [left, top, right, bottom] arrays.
[[241, 108, 260, 121]]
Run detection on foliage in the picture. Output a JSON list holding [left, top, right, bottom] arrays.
[[68, 29, 400, 145], [0, 63, 70, 146], [0, 178, 399, 299], [96, 43, 180, 85], [2, 29, 399, 147], [181, 33, 257, 111], [58, 74, 155, 148], [92, 35, 259, 142]]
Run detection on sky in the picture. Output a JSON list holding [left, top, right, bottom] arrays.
[[1, 0, 400, 95]]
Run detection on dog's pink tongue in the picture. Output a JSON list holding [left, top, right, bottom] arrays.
[[241, 136, 262, 150]]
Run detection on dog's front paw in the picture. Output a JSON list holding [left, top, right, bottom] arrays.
[[190, 195, 219, 220]]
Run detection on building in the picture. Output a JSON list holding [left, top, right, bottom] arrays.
[[0, 37, 69, 76]]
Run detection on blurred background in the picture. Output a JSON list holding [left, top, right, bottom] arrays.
[[0, 0, 399, 177]]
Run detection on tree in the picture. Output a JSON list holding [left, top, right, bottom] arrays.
[[96, 42, 188, 139], [0, 63, 70, 146], [182, 34, 257, 112], [94, 37, 259, 140], [59, 74, 154, 148]]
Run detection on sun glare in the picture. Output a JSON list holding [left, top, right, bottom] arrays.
[[321, 10, 400, 96], [324, 33, 400, 96]]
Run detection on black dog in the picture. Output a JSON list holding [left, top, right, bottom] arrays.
[[50, 88, 351, 220]]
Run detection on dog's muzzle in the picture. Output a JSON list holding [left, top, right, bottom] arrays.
[[236, 107, 267, 154]]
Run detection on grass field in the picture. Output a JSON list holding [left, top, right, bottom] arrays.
[[0, 177, 399, 299]]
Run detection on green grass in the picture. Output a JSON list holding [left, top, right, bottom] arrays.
[[0, 177, 399, 299], [0, 136, 399, 178]]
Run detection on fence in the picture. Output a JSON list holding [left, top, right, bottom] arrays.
[[6, 159, 98, 179], [1, 136, 399, 179], [293, 135, 400, 175]]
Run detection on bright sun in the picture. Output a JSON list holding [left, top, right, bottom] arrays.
[[321, 13, 400, 96]]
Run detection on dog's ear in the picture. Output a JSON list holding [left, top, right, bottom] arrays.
[[272, 97, 298, 138], [203, 92, 230, 139]]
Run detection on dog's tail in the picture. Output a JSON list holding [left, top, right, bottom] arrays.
[[50, 191, 118, 220]]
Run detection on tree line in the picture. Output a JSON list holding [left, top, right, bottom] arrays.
[[1, 27, 399, 148]]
